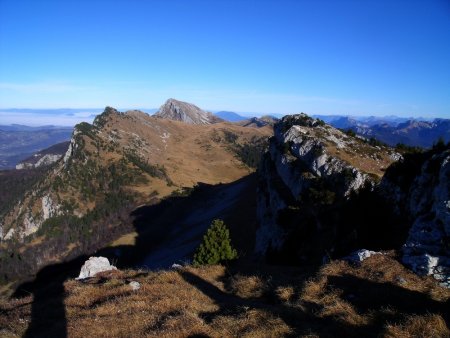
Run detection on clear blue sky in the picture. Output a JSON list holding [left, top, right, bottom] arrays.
[[0, 0, 449, 119]]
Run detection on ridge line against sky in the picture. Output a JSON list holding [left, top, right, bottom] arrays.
[[1, 0, 449, 123]]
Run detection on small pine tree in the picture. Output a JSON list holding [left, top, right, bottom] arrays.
[[193, 219, 238, 266]]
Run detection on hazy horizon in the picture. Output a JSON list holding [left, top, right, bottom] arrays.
[[0, 106, 445, 127]]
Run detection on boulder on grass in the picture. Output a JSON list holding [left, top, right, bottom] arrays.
[[76, 256, 117, 280]]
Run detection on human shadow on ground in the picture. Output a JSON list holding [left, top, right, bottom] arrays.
[[12, 256, 88, 338]]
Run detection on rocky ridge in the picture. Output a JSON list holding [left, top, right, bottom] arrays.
[[256, 114, 400, 260], [256, 113, 449, 285]]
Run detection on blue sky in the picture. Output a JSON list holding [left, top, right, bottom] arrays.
[[0, 0, 449, 124]]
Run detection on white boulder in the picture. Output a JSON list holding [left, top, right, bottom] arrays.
[[76, 256, 117, 279]]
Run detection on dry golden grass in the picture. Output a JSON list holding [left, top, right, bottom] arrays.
[[323, 136, 394, 178], [104, 112, 272, 189], [1, 253, 448, 337], [385, 314, 449, 338], [295, 124, 395, 178]]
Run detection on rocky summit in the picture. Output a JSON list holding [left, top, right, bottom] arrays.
[[154, 98, 223, 125]]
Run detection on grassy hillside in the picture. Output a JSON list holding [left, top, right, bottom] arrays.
[[0, 108, 272, 284]]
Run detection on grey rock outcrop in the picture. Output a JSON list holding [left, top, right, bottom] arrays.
[[77, 256, 117, 279], [154, 98, 222, 125], [256, 114, 381, 257], [42, 195, 60, 220]]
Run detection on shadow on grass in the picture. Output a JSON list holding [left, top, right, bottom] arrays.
[[13, 256, 88, 338], [326, 274, 450, 325], [179, 267, 450, 338]]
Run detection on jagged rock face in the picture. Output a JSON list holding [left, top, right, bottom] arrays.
[[382, 149, 450, 286], [256, 114, 399, 263], [154, 98, 222, 125]]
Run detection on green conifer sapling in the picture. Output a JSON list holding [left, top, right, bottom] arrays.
[[193, 219, 238, 266]]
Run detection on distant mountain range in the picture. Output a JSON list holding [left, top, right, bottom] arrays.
[[314, 115, 435, 127], [313, 115, 450, 148], [214, 111, 248, 122], [214, 112, 449, 148], [0, 124, 71, 132]]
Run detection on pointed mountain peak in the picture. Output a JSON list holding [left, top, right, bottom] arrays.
[[154, 98, 223, 125]]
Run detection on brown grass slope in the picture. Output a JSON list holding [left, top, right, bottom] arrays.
[[106, 110, 271, 189], [2, 109, 272, 227], [1, 253, 449, 338]]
